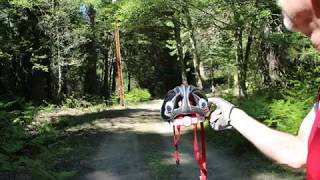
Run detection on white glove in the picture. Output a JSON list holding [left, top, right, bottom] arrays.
[[208, 97, 235, 131]]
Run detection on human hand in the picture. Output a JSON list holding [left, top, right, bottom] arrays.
[[278, 0, 320, 50], [208, 97, 235, 131]]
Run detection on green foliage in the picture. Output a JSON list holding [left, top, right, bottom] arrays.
[[9, 0, 33, 8], [240, 96, 271, 121], [144, 152, 175, 180], [0, 98, 78, 179], [267, 99, 307, 134], [63, 97, 93, 109], [61, 96, 113, 113], [266, 84, 315, 134], [239, 92, 310, 136], [0, 0, 319, 179], [125, 88, 151, 104], [54, 170, 78, 180], [238, 83, 316, 134]]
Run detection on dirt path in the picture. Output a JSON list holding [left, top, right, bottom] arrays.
[[60, 101, 304, 180]]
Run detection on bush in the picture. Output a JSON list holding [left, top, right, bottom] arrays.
[[62, 96, 92, 108], [238, 83, 315, 135], [125, 88, 151, 104], [0, 98, 74, 179], [266, 99, 308, 134], [240, 95, 271, 121], [266, 85, 314, 134]]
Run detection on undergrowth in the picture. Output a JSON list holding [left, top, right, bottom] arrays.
[[0, 97, 111, 179], [0, 90, 154, 179], [205, 83, 316, 179]]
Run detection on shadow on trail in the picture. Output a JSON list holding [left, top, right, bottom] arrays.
[[53, 108, 158, 130], [54, 125, 178, 180], [51, 107, 305, 180]]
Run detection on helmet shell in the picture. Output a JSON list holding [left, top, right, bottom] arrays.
[[161, 85, 209, 121]]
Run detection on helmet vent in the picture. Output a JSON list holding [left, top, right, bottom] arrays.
[[189, 94, 196, 106], [174, 95, 183, 108]]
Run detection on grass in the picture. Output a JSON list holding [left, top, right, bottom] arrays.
[[206, 88, 312, 179], [0, 97, 118, 179], [144, 152, 176, 180], [0, 87, 313, 179]]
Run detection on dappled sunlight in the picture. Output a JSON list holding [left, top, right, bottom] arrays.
[[130, 100, 163, 110], [50, 103, 296, 179], [161, 151, 194, 166], [251, 172, 289, 180], [50, 100, 196, 135], [133, 121, 172, 134], [2, 0, 318, 178], [84, 170, 151, 180], [2, 101, 303, 180], [85, 171, 120, 180], [132, 121, 195, 135]]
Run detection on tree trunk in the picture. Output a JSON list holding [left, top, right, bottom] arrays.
[[102, 45, 111, 99], [111, 60, 117, 95], [172, 17, 187, 83], [235, 26, 246, 98], [256, 39, 271, 86], [51, 0, 62, 103], [108, 53, 115, 98], [258, 23, 282, 87], [267, 49, 281, 83], [242, 27, 254, 95], [199, 62, 207, 81], [49, 63, 61, 103], [184, 6, 203, 88], [128, 73, 131, 92], [233, 73, 239, 96], [57, 31, 62, 102], [84, 5, 99, 95]]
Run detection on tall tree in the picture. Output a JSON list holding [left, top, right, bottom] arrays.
[[84, 4, 99, 95], [183, 3, 203, 88]]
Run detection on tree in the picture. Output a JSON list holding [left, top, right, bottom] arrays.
[[0, 0, 319, 102]]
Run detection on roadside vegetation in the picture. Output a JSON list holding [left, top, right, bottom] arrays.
[[0, 0, 319, 179], [0, 88, 151, 179]]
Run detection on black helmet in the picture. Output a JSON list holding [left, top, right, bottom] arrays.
[[161, 85, 209, 121]]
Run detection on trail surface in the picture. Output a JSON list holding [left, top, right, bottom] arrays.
[[58, 100, 303, 180]]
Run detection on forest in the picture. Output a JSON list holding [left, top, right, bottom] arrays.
[[0, 0, 319, 179]]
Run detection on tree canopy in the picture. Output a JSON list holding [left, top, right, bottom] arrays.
[[0, 0, 319, 101], [1, 0, 320, 179]]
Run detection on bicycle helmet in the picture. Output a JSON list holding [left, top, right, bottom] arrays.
[[161, 85, 209, 122]]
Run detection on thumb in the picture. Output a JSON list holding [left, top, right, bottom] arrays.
[[208, 97, 224, 108], [311, 29, 320, 50]]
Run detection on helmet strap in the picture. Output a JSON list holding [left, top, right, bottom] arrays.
[[172, 122, 207, 180]]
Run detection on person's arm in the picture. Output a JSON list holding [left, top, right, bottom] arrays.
[[209, 97, 317, 169], [230, 106, 316, 169]]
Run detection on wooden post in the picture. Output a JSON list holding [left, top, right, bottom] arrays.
[[112, 0, 124, 107], [115, 28, 125, 107]]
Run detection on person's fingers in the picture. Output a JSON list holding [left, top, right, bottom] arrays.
[[209, 114, 222, 123], [210, 110, 222, 123], [311, 29, 320, 50], [212, 109, 222, 115], [208, 97, 226, 108], [208, 97, 219, 106]]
